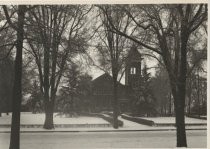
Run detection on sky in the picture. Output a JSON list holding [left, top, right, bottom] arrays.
[[89, 59, 157, 85], [85, 47, 158, 84]]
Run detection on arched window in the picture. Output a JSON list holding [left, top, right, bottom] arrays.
[[130, 67, 136, 74]]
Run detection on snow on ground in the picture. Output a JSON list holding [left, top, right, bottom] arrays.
[[0, 113, 207, 131], [0, 130, 207, 149], [118, 116, 151, 129], [0, 113, 109, 125], [139, 116, 207, 124], [118, 116, 206, 130]]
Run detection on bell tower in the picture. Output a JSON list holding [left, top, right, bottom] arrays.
[[125, 45, 143, 89]]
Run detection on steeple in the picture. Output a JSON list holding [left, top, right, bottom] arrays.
[[125, 45, 143, 89]]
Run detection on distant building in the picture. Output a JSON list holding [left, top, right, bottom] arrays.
[[91, 73, 130, 112], [90, 45, 144, 113], [125, 45, 143, 88]]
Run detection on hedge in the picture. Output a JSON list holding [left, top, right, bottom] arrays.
[[80, 112, 124, 127], [121, 114, 155, 126], [187, 115, 207, 120]]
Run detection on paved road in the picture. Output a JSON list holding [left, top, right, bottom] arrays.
[[0, 130, 206, 148]]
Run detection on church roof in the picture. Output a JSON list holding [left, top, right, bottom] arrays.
[[92, 73, 124, 87], [91, 73, 129, 99]]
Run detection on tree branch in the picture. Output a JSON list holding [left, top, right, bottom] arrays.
[[2, 5, 18, 31]]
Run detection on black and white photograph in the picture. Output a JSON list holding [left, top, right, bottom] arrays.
[[0, 1, 208, 149]]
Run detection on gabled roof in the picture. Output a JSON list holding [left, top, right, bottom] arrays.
[[91, 73, 124, 87], [92, 73, 112, 83], [91, 73, 129, 98]]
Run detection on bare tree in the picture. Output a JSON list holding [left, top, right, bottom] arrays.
[[92, 6, 131, 128], [2, 5, 27, 149], [99, 4, 207, 147], [25, 5, 91, 129]]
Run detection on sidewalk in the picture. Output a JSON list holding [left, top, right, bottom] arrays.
[[0, 113, 110, 125], [0, 125, 206, 133], [0, 114, 207, 133], [0, 113, 111, 128], [141, 116, 207, 126]]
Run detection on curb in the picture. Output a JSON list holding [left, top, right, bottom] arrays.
[[0, 128, 206, 133], [0, 123, 112, 128]]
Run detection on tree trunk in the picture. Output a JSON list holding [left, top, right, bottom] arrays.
[[187, 80, 192, 115], [167, 40, 188, 147], [174, 85, 187, 147], [112, 75, 119, 129], [169, 92, 172, 116], [43, 31, 52, 129], [9, 5, 25, 149], [174, 23, 188, 147], [197, 75, 200, 117], [43, 100, 54, 129], [188, 94, 191, 115]]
